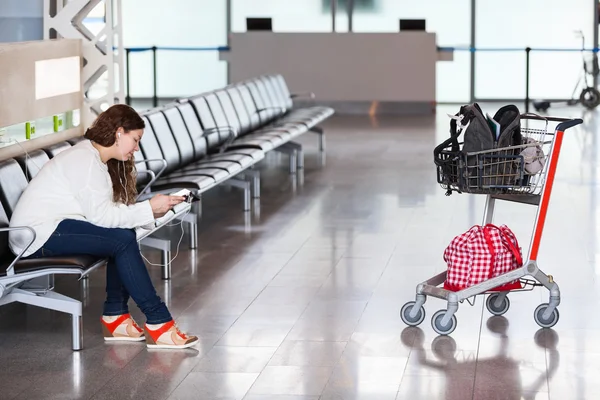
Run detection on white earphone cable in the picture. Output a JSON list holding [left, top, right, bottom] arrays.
[[1, 137, 43, 180], [139, 206, 191, 267], [116, 130, 187, 267]]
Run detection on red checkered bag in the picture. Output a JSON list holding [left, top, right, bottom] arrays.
[[443, 224, 523, 292]]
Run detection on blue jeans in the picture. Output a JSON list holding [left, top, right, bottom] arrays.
[[28, 219, 172, 324]]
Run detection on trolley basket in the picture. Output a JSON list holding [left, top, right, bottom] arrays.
[[434, 124, 552, 196]]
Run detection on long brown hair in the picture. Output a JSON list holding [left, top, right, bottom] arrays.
[[84, 104, 145, 205]]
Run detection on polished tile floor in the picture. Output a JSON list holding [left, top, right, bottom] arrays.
[[1, 105, 599, 399]]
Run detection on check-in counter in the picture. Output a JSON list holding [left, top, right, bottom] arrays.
[[220, 32, 453, 114]]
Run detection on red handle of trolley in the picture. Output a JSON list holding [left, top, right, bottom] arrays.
[[522, 114, 583, 261]]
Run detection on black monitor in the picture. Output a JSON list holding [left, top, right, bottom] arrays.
[[399, 19, 426, 31], [246, 18, 272, 31]]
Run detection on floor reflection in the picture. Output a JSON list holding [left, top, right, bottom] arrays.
[[400, 317, 560, 400]]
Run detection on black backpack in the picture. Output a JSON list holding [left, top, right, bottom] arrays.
[[435, 103, 523, 194]]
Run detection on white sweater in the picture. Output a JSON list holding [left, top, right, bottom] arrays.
[[9, 139, 155, 257]]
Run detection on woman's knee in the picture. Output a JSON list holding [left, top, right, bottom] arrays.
[[112, 228, 138, 251]]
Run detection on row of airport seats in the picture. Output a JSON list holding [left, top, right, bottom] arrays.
[[0, 74, 334, 350], [125, 74, 333, 278], [133, 74, 332, 206]]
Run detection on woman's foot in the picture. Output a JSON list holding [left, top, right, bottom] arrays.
[[144, 320, 198, 349], [101, 313, 145, 342]]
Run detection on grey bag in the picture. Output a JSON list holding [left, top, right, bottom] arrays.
[[453, 103, 496, 155]]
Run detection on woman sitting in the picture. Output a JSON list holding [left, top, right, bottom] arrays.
[[9, 104, 197, 349]]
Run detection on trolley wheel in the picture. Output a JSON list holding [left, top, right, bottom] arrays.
[[400, 301, 426, 327], [486, 293, 510, 316], [580, 87, 600, 110], [533, 303, 560, 329], [533, 101, 550, 112], [431, 310, 457, 336]]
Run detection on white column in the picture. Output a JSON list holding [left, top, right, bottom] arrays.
[[42, 0, 124, 129]]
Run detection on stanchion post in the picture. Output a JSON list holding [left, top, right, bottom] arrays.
[[125, 48, 131, 105], [525, 47, 531, 113], [594, 0, 599, 89], [152, 46, 158, 107]]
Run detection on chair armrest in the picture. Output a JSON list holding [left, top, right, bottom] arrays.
[[204, 127, 239, 154], [135, 158, 167, 200], [290, 92, 316, 100], [135, 170, 156, 200], [137, 169, 156, 181], [0, 226, 36, 276], [255, 107, 286, 114], [203, 126, 237, 136]]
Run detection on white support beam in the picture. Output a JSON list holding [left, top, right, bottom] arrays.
[[43, 0, 124, 129]]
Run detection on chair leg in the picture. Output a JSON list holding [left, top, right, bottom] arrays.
[[72, 314, 83, 351], [175, 212, 198, 249], [222, 177, 252, 211], [310, 126, 325, 152], [242, 170, 261, 198], [280, 142, 304, 170], [140, 237, 172, 280], [161, 249, 172, 280], [275, 145, 298, 174], [0, 288, 84, 350]]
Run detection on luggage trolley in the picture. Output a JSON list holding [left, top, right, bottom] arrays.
[[400, 114, 583, 335]]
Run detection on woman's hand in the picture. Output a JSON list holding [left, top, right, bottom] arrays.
[[149, 194, 186, 218]]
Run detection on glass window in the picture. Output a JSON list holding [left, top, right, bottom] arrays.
[[232, 0, 334, 32], [122, 0, 227, 99], [0, 110, 81, 148], [438, 51, 471, 103], [529, 51, 592, 101], [0, 0, 43, 43], [81, 1, 106, 37], [351, 0, 471, 103], [124, 50, 154, 99], [475, 52, 526, 99], [157, 51, 227, 98], [124, 50, 228, 100], [352, 0, 469, 43], [475, 0, 595, 100]]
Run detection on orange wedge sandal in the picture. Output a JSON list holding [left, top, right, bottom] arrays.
[[101, 313, 145, 342], [144, 320, 198, 349]]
